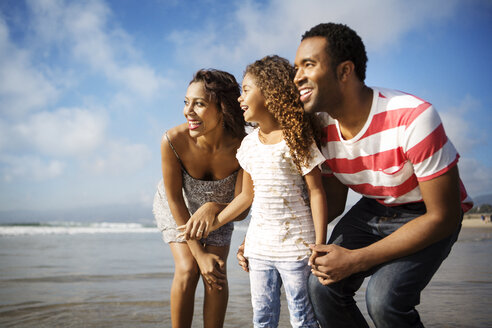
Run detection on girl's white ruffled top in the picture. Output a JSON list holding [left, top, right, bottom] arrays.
[[237, 128, 325, 261]]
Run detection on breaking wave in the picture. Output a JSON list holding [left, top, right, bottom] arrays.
[[0, 222, 158, 236]]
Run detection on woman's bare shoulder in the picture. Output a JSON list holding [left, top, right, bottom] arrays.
[[162, 124, 189, 143]]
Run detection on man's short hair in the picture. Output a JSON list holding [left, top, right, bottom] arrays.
[[302, 23, 368, 82]]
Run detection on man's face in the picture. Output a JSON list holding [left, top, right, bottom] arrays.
[[294, 36, 340, 114]]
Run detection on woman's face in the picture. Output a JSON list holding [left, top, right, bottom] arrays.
[[183, 82, 222, 137], [238, 73, 267, 124]]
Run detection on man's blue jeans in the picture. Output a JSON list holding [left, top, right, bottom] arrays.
[[308, 197, 461, 328]]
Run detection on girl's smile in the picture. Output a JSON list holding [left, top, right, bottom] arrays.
[[238, 73, 268, 123]]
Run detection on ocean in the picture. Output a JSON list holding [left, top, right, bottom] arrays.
[[0, 221, 491, 327]]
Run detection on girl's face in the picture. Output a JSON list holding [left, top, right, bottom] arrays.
[[238, 73, 268, 123], [183, 82, 222, 137]]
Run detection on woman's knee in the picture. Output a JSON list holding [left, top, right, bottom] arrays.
[[174, 259, 200, 287]]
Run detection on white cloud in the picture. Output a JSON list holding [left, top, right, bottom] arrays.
[[0, 106, 151, 182], [0, 0, 162, 187], [117, 66, 164, 100], [26, 0, 169, 100], [438, 95, 492, 198], [457, 157, 492, 198], [2, 155, 66, 182], [168, 0, 461, 66], [85, 141, 152, 175], [439, 95, 484, 155], [11, 108, 107, 157], [0, 16, 59, 118]]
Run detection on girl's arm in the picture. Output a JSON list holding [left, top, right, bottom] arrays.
[[213, 170, 254, 231], [231, 169, 252, 222], [304, 166, 328, 245], [179, 169, 251, 240], [161, 131, 224, 289]]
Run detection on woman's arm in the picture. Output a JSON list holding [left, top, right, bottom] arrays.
[[161, 131, 225, 288], [304, 166, 328, 245], [161, 132, 190, 227]]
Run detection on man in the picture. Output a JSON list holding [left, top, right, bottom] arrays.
[[238, 23, 472, 328]]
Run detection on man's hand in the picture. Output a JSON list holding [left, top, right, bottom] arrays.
[[309, 244, 365, 285], [236, 242, 249, 272]]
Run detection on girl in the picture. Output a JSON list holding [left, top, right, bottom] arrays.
[[182, 56, 327, 327], [153, 69, 248, 328]]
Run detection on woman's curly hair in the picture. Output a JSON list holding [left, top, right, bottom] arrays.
[[190, 69, 246, 140], [244, 55, 321, 173]]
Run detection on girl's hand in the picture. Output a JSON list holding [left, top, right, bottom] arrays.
[[196, 252, 227, 290], [177, 202, 220, 240], [308, 246, 321, 268], [236, 242, 249, 272]]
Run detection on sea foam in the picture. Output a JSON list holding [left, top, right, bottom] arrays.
[[0, 222, 158, 236]]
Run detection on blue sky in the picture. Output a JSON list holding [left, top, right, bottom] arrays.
[[0, 0, 491, 214]]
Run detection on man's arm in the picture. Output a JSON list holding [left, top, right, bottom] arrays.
[[311, 166, 462, 284]]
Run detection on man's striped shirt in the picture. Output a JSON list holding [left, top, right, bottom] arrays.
[[319, 87, 473, 212]]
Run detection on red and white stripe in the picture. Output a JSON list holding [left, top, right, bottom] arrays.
[[319, 88, 473, 212]]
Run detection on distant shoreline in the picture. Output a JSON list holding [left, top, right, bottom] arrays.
[[463, 214, 492, 229]]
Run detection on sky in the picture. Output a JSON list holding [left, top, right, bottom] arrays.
[[0, 0, 491, 216]]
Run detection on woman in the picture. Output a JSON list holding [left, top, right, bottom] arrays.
[[153, 69, 248, 327]]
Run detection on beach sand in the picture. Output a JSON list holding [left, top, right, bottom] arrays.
[[0, 219, 491, 327], [462, 215, 492, 228]]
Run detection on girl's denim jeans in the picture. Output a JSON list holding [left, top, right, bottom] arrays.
[[249, 258, 319, 328]]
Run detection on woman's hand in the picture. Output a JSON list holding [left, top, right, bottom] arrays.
[[177, 202, 222, 240], [196, 251, 227, 290]]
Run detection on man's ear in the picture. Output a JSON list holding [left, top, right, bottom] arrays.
[[337, 60, 355, 82]]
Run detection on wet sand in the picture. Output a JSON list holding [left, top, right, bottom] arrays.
[[0, 222, 491, 327]]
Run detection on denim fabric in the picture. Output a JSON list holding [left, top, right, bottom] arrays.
[[308, 197, 461, 328], [249, 258, 319, 328]]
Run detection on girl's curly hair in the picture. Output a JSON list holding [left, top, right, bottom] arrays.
[[244, 55, 321, 173], [190, 69, 246, 140]]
